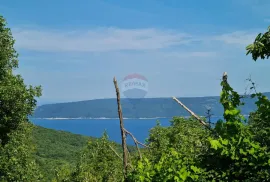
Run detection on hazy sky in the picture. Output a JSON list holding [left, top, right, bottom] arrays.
[[1, 0, 270, 104]]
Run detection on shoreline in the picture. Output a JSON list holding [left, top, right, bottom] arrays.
[[30, 117, 172, 120], [29, 115, 232, 120]]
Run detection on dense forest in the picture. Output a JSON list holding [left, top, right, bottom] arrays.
[[33, 126, 94, 181], [32, 126, 136, 181], [33, 93, 270, 119], [1, 14, 270, 181]]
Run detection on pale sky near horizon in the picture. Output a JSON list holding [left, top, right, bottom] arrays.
[[1, 0, 270, 105]]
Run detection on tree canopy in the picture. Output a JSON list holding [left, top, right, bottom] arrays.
[[0, 16, 41, 145], [246, 26, 270, 61], [0, 16, 42, 181]]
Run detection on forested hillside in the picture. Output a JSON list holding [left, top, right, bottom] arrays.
[[33, 93, 270, 118], [32, 126, 134, 182], [32, 126, 92, 181]]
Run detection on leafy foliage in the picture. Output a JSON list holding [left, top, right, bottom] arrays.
[[0, 16, 41, 145], [0, 15, 42, 181], [125, 117, 210, 181], [146, 117, 210, 161], [127, 148, 203, 182], [67, 132, 123, 182], [246, 26, 270, 61], [248, 92, 270, 149], [127, 75, 270, 181], [245, 26, 270, 152], [32, 126, 92, 182], [201, 75, 270, 181], [0, 122, 43, 182]]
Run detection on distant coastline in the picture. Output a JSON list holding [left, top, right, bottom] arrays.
[[31, 117, 172, 120], [30, 115, 230, 120], [33, 95, 264, 119]]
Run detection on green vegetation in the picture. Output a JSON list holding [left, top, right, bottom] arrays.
[[31, 125, 138, 182], [246, 26, 270, 61], [0, 122, 42, 181], [32, 126, 93, 182], [0, 15, 42, 181], [33, 93, 270, 119], [67, 133, 123, 182], [1, 14, 270, 182]]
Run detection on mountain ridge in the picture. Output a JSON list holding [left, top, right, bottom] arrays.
[[33, 92, 270, 119]]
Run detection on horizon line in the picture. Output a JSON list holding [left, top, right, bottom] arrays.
[[37, 91, 270, 106]]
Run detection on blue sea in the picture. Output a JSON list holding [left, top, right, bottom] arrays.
[[30, 117, 222, 145]]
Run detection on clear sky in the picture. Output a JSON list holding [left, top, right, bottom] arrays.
[[1, 0, 270, 104]]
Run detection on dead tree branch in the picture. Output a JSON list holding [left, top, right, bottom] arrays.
[[124, 129, 146, 159], [113, 77, 128, 178], [172, 97, 212, 131], [109, 144, 123, 161], [109, 144, 134, 169], [113, 76, 150, 178], [124, 129, 148, 148]]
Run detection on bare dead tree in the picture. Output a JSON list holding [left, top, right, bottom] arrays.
[[113, 77, 128, 178], [113, 77, 148, 179]]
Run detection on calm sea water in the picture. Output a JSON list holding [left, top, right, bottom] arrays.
[[30, 117, 222, 145]]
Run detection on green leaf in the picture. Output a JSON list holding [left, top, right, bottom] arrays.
[[221, 139, 229, 145], [210, 140, 221, 150]]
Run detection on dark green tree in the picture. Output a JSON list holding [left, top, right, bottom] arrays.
[[246, 25, 270, 151], [0, 122, 43, 181], [146, 117, 210, 162], [0, 15, 42, 181], [68, 132, 123, 182], [0, 16, 41, 145], [201, 73, 270, 181]]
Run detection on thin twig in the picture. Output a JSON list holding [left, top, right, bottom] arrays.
[[127, 146, 132, 160], [113, 77, 128, 178], [124, 129, 148, 148], [109, 144, 134, 169], [109, 144, 136, 171], [109, 144, 123, 161]]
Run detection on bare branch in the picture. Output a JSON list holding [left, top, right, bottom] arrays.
[[246, 75, 258, 94], [124, 129, 148, 148], [109, 144, 123, 161], [124, 128, 149, 160], [172, 97, 211, 130], [109, 144, 133, 169]]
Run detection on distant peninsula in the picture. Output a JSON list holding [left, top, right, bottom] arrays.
[[32, 92, 270, 119]]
